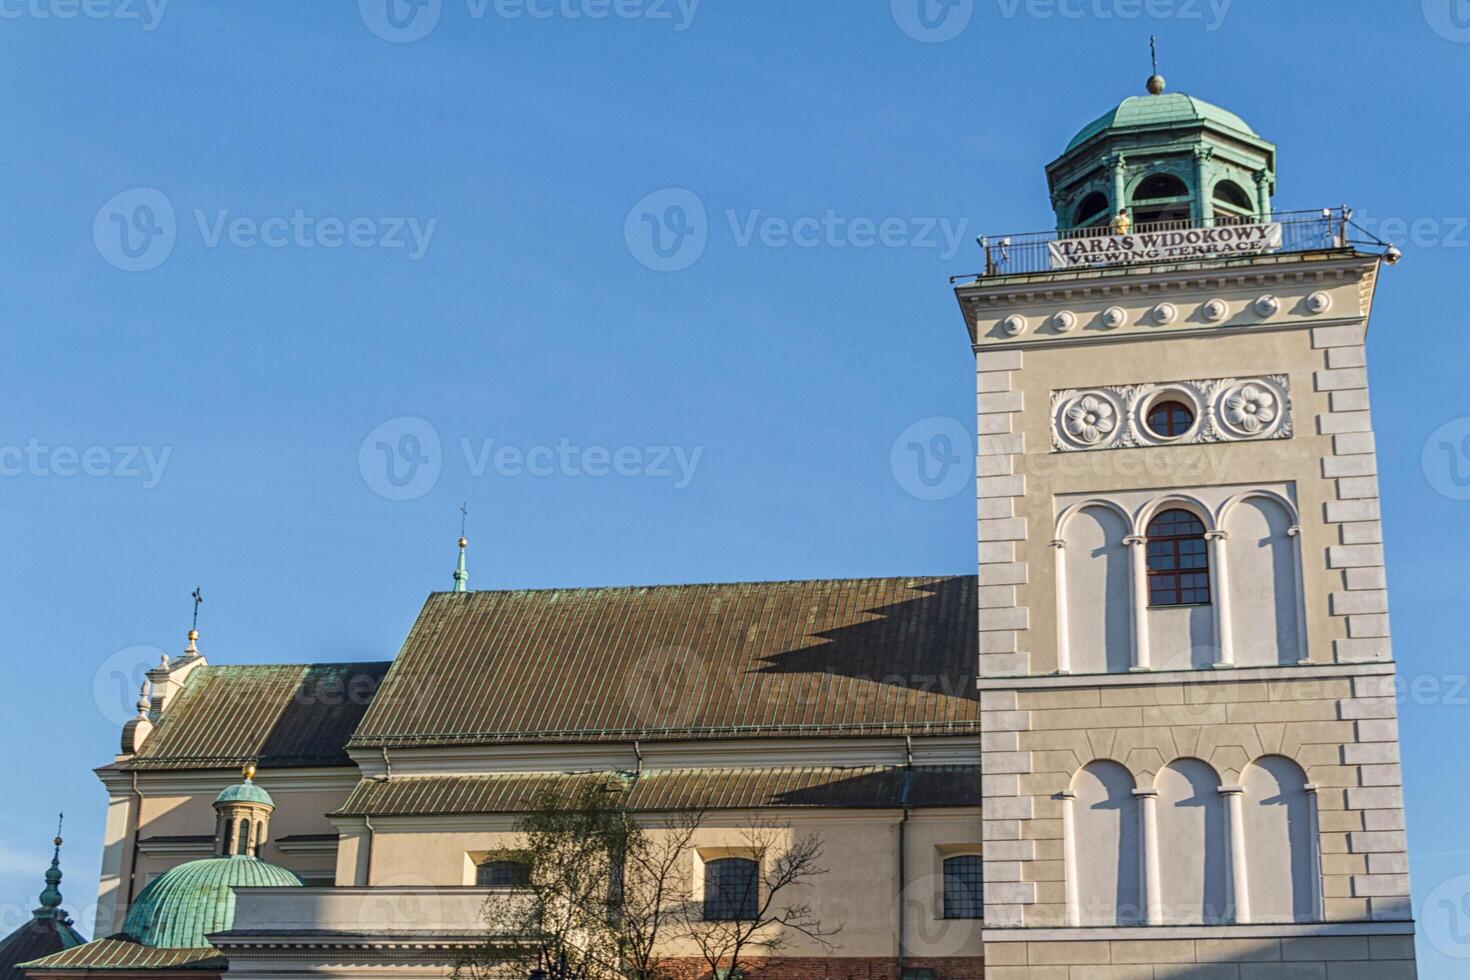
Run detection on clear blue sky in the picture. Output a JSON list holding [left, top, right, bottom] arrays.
[[1, 0, 1467, 973]]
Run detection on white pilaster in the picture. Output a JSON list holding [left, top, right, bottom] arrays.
[[1220, 784, 1250, 924], [1135, 787, 1162, 925], [1051, 539, 1070, 674], [1206, 530, 1234, 667], [1059, 790, 1080, 927], [1123, 535, 1151, 671]]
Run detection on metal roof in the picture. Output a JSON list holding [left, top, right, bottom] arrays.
[[0, 918, 85, 980], [119, 662, 390, 771], [350, 576, 979, 748], [20, 939, 225, 973], [332, 766, 982, 816]]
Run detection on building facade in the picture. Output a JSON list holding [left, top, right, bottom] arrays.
[[17, 79, 1417, 980]]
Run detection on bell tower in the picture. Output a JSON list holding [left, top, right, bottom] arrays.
[[960, 79, 1416, 976]]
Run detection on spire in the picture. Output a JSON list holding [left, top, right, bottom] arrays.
[[453, 503, 470, 593], [35, 815, 64, 917], [1146, 35, 1165, 94], [184, 587, 203, 656]]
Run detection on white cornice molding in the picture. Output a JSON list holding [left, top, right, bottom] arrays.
[[984, 921, 1414, 942], [96, 766, 359, 795], [976, 661, 1396, 691]]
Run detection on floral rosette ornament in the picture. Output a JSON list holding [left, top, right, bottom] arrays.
[[1223, 382, 1278, 434], [1064, 394, 1117, 446]]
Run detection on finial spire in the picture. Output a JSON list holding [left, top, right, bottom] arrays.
[[1146, 36, 1165, 94], [453, 503, 470, 593], [36, 814, 64, 915], [184, 586, 203, 656]]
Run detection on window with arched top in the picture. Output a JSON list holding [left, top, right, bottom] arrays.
[[1131, 173, 1192, 225], [236, 820, 251, 856], [1073, 191, 1110, 229], [1146, 510, 1211, 606], [703, 857, 758, 921], [476, 859, 531, 888], [942, 855, 984, 919]]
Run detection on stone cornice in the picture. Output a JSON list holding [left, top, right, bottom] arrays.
[[976, 660, 1396, 691]]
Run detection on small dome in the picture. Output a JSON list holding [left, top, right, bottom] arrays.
[[1066, 91, 1257, 152], [215, 781, 273, 808], [121, 857, 302, 948]]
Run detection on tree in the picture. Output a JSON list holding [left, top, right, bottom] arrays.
[[670, 822, 838, 979]]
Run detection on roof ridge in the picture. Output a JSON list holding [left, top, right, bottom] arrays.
[[426, 573, 973, 597]]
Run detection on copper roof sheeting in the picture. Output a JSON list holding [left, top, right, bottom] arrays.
[[20, 938, 225, 972], [351, 577, 979, 747], [120, 662, 390, 771], [333, 766, 982, 816]]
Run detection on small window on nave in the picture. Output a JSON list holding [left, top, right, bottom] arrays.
[[942, 855, 984, 919], [476, 858, 531, 888]]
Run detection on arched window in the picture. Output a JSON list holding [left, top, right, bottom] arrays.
[[1146, 510, 1210, 606], [1156, 760, 1229, 923], [942, 855, 984, 919], [476, 858, 531, 888], [236, 820, 251, 857], [1132, 173, 1191, 225], [1073, 191, 1110, 229], [1213, 180, 1252, 210], [1071, 761, 1142, 925], [1243, 757, 1316, 923], [703, 857, 758, 921]]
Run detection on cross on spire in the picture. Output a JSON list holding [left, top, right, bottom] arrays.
[[191, 587, 204, 631], [1150, 35, 1158, 76]]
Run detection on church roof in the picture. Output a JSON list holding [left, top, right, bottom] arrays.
[[20, 939, 226, 974], [0, 920, 85, 980], [120, 857, 303, 950], [350, 576, 980, 747], [116, 662, 390, 771], [333, 765, 983, 817], [1066, 91, 1258, 151]]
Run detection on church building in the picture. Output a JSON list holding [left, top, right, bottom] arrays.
[[12, 76, 1417, 979]]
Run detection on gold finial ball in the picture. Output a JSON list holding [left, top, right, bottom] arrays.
[[188, 629, 199, 641], [459, 536, 468, 549], [243, 763, 257, 781], [1146, 74, 1166, 95], [53, 836, 63, 847]]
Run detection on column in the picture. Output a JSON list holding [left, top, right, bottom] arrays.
[[1134, 788, 1162, 925], [1192, 146, 1215, 225], [1219, 785, 1250, 924], [1206, 530, 1235, 668], [1123, 535, 1151, 671], [1110, 154, 1128, 220], [1051, 539, 1071, 674], [1305, 783, 1325, 921], [1288, 525, 1311, 663], [1253, 169, 1272, 221], [1059, 790, 1080, 927]]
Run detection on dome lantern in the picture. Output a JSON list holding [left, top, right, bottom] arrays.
[[1046, 80, 1277, 233], [212, 764, 275, 858]]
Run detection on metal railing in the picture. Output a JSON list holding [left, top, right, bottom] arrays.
[[960, 207, 1352, 281]]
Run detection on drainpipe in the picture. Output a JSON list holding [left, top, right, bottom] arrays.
[[123, 771, 142, 922], [897, 736, 914, 975], [362, 815, 377, 887]]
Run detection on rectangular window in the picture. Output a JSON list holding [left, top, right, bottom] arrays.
[[942, 855, 983, 919], [703, 857, 758, 921]]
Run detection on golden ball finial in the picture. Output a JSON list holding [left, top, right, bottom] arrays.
[[458, 536, 468, 549], [188, 628, 199, 641], [53, 836, 63, 847], [243, 763, 257, 782], [1146, 74, 1166, 95]]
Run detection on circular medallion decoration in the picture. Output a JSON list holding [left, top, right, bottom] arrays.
[[1306, 290, 1333, 314], [1152, 302, 1178, 325], [1056, 390, 1123, 449], [1254, 294, 1281, 317], [1202, 298, 1229, 322], [1053, 310, 1076, 333], [1001, 314, 1027, 337], [1217, 379, 1285, 437], [1101, 306, 1127, 329]]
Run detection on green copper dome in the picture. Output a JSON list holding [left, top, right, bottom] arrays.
[[1066, 91, 1257, 152], [120, 857, 302, 948], [215, 780, 273, 807]]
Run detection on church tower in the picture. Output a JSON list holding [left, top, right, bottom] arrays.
[[960, 77, 1416, 975]]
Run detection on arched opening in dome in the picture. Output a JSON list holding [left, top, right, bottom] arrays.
[[1131, 173, 1192, 226], [1072, 191, 1110, 230], [1212, 179, 1255, 224]]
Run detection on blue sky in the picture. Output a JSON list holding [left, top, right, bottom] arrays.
[[1, 0, 1468, 972]]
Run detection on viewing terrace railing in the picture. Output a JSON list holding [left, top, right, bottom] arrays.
[[957, 207, 1354, 282]]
